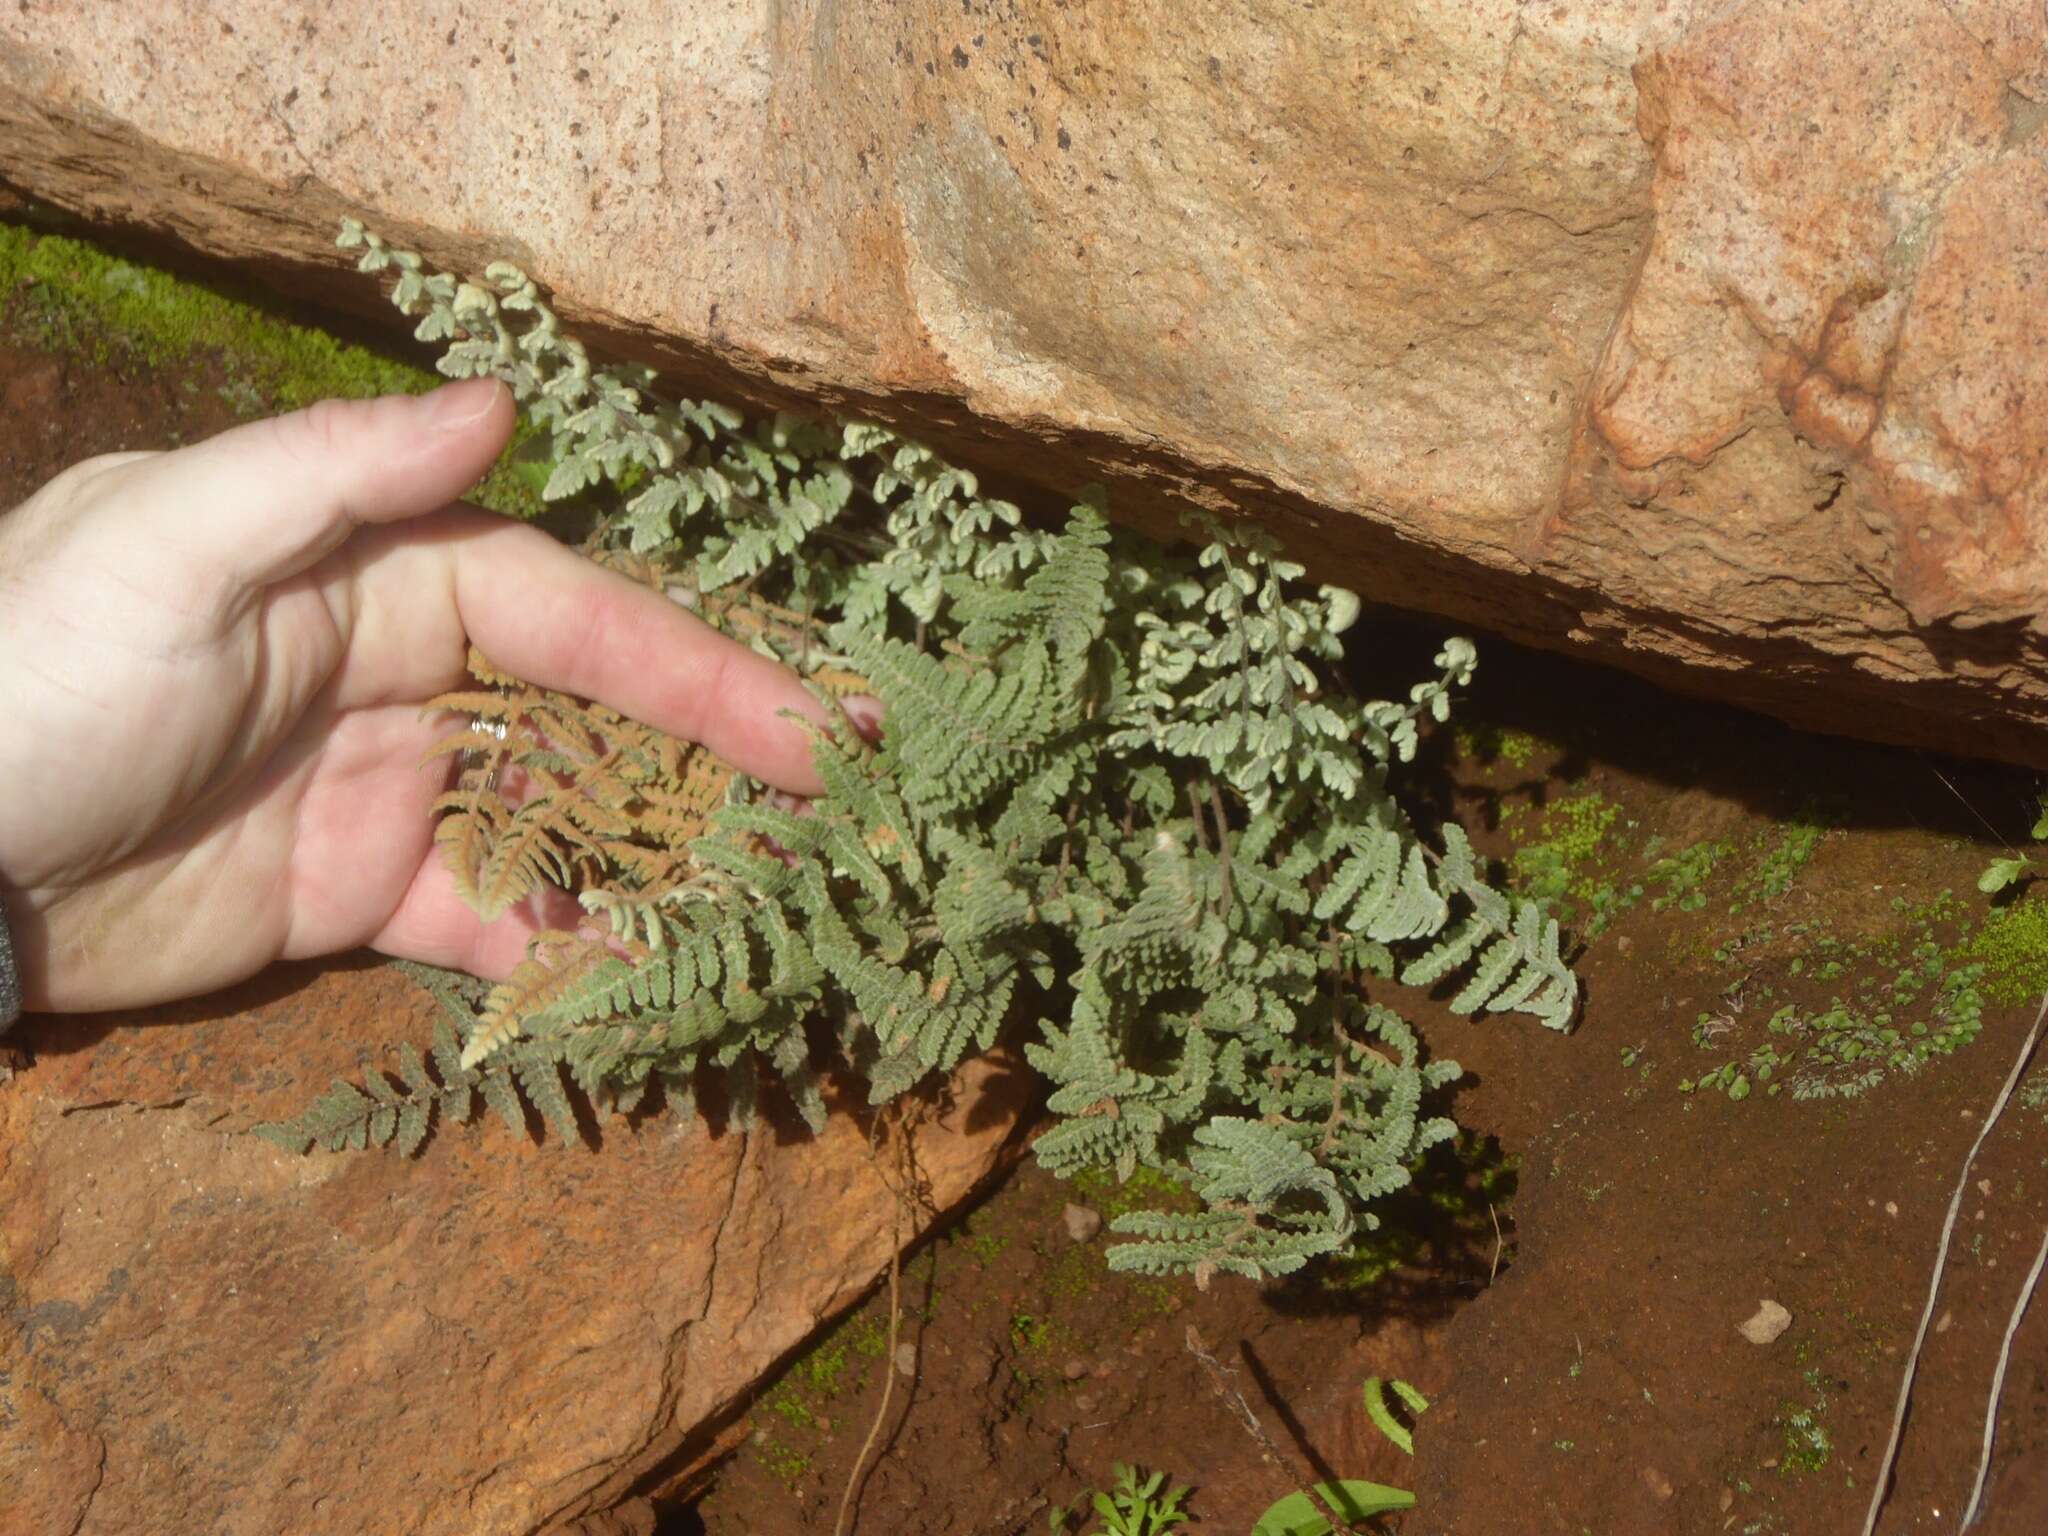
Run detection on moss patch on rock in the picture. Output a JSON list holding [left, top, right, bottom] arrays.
[[0, 220, 540, 516]]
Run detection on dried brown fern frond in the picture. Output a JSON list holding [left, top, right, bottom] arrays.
[[470, 798, 599, 919], [464, 932, 618, 1068], [432, 786, 510, 910], [420, 592, 865, 940]]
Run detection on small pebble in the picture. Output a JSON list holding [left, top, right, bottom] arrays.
[[1979, 1179, 1993, 1197], [1641, 1466, 1674, 1501], [1886, 1201, 1899, 1216], [1738, 1299, 1792, 1345], [1063, 1357, 1089, 1381], [1936, 1310, 1953, 1334], [1074, 1393, 1098, 1413], [893, 1342, 917, 1378], [1720, 1488, 1735, 1513], [1063, 1203, 1104, 1243]]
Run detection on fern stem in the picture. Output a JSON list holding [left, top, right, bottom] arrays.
[[1319, 1019, 1356, 1161], [1052, 798, 1081, 893], [1207, 779, 1234, 916]]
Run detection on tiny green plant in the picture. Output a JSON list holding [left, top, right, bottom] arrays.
[[1978, 795, 2048, 896], [1775, 1369, 1834, 1475], [1250, 1378, 1428, 1534], [1362, 1375, 1429, 1457], [1050, 1465, 1191, 1535], [257, 221, 1578, 1285], [1250, 1481, 1414, 1536], [1679, 946, 1985, 1103]]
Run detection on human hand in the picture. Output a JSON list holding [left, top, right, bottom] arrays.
[[0, 379, 835, 1012]]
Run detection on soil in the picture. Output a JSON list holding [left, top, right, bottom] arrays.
[[5, 221, 2046, 1536]]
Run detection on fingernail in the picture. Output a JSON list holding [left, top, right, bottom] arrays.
[[840, 695, 886, 741], [428, 377, 504, 431]]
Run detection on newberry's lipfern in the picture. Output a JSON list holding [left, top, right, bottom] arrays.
[[256, 221, 1577, 1283]]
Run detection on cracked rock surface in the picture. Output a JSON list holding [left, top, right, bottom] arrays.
[[0, 1, 2043, 758], [0, 964, 1028, 1536]]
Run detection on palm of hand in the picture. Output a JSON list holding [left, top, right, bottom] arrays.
[[0, 386, 830, 1013], [2, 462, 544, 1007]]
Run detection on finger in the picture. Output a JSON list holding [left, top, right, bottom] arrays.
[[104, 379, 514, 600], [839, 694, 886, 741], [368, 849, 584, 981], [442, 519, 837, 795]]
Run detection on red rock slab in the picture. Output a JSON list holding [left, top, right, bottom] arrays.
[[0, 960, 1031, 1536]]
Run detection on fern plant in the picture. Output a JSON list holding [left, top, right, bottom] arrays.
[[257, 221, 1577, 1284]]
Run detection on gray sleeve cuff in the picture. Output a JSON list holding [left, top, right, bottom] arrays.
[[0, 899, 20, 1033]]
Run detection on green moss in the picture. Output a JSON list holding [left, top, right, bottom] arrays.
[[1320, 1134, 1517, 1291], [1067, 1164, 1195, 1222], [1683, 902, 1986, 1103], [842, 1313, 891, 1359], [1321, 1220, 1427, 1290], [1524, 795, 1617, 871], [1124, 1276, 1186, 1318], [2021, 1067, 2048, 1118], [1041, 1241, 1100, 1302], [1454, 722, 1547, 770], [0, 222, 423, 405], [1776, 1371, 1834, 1475], [1954, 894, 2048, 1005], [791, 1334, 853, 1397], [954, 1210, 1009, 1267], [764, 1384, 817, 1430], [1731, 808, 1837, 912], [783, 1303, 899, 1405], [1510, 793, 1640, 933], [751, 1434, 811, 1486], [0, 221, 542, 517], [1644, 838, 1733, 912]]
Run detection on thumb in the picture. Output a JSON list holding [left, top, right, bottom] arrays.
[[123, 378, 515, 594]]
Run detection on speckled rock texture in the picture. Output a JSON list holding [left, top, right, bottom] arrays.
[[0, 1, 2045, 760], [0, 962, 1030, 1536]]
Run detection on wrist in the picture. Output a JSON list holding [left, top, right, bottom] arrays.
[[0, 883, 21, 1033]]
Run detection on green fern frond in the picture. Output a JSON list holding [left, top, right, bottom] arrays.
[[259, 222, 1583, 1285]]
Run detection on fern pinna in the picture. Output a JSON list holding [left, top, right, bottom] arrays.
[[257, 223, 1577, 1284]]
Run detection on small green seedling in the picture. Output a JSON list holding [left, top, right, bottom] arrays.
[[1978, 798, 2048, 895], [1363, 1376, 1429, 1457], [1250, 1481, 1415, 1536], [1981, 855, 2035, 896], [1250, 1378, 1429, 1534], [1050, 1464, 1191, 1536]]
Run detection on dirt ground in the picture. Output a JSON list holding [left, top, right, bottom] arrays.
[[5, 220, 2045, 1536]]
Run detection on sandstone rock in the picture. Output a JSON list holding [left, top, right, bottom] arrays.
[[1061, 1201, 1102, 1243], [548, 1503, 656, 1536], [0, 961, 1030, 1536], [1, 3, 2045, 762], [1737, 1299, 1793, 1346]]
